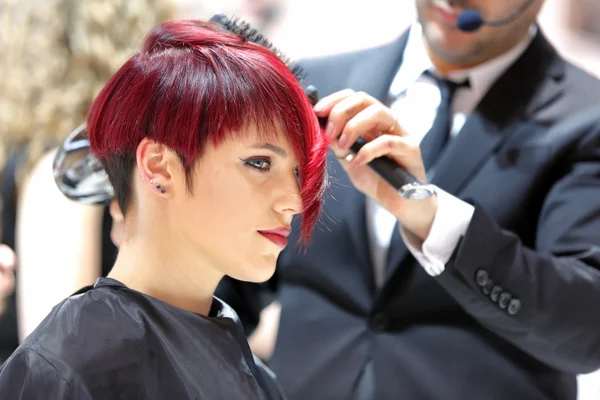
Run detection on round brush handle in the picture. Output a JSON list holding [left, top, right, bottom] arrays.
[[349, 137, 435, 200]]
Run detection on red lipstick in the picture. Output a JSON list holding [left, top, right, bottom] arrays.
[[258, 227, 291, 248]]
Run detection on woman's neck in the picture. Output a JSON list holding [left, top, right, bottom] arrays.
[[108, 227, 223, 317]]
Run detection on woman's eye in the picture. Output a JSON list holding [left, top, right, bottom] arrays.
[[294, 166, 301, 185], [245, 158, 271, 172]]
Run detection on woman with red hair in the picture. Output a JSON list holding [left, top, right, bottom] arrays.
[[0, 19, 327, 399]]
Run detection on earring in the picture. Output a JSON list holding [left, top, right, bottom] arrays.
[[161, 188, 166, 194], [156, 184, 161, 189], [150, 179, 154, 184]]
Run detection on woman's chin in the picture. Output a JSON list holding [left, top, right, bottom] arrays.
[[229, 256, 278, 284]]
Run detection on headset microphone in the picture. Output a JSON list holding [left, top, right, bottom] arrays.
[[455, 0, 536, 32]]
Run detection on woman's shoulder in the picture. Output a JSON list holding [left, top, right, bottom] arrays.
[[20, 285, 149, 373], [24, 284, 133, 344], [4, 287, 145, 398]]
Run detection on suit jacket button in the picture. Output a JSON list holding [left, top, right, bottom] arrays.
[[507, 299, 521, 316], [482, 279, 494, 295], [498, 293, 512, 309], [475, 269, 489, 287], [490, 285, 503, 302], [371, 313, 389, 331]]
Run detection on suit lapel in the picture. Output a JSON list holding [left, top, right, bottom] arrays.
[[431, 31, 565, 195], [346, 33, 409, 102], [384, 29, 566, 279]]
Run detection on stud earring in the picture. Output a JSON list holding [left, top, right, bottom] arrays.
[[161, 188, 166, 194], [150, 179, 154, 184], [156, 184, 161, 189]]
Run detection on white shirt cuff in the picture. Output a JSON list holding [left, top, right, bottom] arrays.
[[400, 186, 475, 276]]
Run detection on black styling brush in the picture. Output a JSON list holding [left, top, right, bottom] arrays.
[[210, 14, 435, 200]]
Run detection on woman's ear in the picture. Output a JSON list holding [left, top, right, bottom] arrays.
[[136, 138, 174, 197]]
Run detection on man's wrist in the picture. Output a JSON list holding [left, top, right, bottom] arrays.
[[398, 192, 439, 242]]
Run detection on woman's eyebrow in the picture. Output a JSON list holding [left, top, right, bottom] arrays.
[[248, 143, 288, 158]]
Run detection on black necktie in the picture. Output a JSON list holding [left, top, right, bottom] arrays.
[[420, 71, 470, 171]]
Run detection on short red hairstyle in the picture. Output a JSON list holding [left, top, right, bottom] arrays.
[[87, 20, 328, 241]]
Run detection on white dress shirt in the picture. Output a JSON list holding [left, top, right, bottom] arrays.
[[366, 23, 536, 285]]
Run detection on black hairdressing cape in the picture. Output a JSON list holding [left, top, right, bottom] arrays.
[[0, 278, 286, 399]]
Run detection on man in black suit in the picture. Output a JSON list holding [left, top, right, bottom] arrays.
[[216, 0, 600, 398]]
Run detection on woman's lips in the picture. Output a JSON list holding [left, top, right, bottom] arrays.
[[258, 231, 288, 248], [257, 227, 291, 249]]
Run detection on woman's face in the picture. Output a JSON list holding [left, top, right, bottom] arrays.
[[171, 125, 302, 283]]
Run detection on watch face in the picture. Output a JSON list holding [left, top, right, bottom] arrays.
[[53, 124, 114, 205], [399, 183, 435, 200]]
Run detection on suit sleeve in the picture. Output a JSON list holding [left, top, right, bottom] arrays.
[[0, 349, 91, 399], [434, 120, 600, 374]]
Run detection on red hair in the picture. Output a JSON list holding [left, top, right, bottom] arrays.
[[87, 20, 327, 241]]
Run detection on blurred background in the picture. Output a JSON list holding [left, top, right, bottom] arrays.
[[175, 0, 600, 75], [1, 0, 599, 398]]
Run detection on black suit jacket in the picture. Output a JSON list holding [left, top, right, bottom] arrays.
[[217, 28, 600, 399]]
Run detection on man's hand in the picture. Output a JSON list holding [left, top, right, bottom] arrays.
[[248, 301, 281, 361], [315, 89, 438, 240]]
